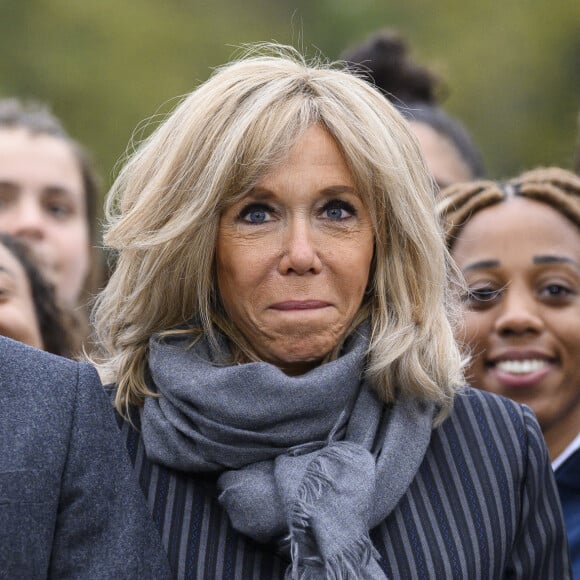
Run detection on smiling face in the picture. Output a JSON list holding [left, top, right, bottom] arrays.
[[452, 197, 580, 458], [0, 129, 90, 309], [216, 125, 375, 375], [0, 242, 43, 349]]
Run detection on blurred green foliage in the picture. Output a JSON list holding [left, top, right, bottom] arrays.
[[1, 0, 578, 196]]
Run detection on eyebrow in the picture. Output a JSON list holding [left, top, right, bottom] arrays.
[[462, 259, 501, 272], [0, 180, 18, 191], [0, 182, 75, 198], [462, 255, 580, 273], [319, 185, 357, 196], [533, 255, 580, 270], [43, 185, 75, 196]]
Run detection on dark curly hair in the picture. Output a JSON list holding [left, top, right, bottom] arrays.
[[341, 28, 441, 106], [0, 234, 76, 357], [341, 29, 485, 179]]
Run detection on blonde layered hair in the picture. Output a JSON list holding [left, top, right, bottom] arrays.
[[92, 45, 464, 419]]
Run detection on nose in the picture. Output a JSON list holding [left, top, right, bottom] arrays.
[[278, 219, 322, 275], [494, 288, 544, 337]]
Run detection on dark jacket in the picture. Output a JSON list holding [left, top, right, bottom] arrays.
[[0, 337, 171, 579], [556, 448, 580, 579], [119, 386, 571, 579]]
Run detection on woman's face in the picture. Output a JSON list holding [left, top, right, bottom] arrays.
[[410, 121, 472, 190], [0, 129, 90, 309], [452, 197, 580, 450], [0, 243, 43, 349], [217, 125, 374, 374]]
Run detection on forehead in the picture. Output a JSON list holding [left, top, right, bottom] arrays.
[[410, 121, 472, 187], [453, 197, 580, 264], [0, 129, 83, 188], [258, 126, 352, 178], [230, 124, 364, 200]]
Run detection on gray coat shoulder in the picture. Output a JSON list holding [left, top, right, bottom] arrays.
[[0, 337, 171, 579]]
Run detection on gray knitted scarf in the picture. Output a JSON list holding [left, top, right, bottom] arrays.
[[142, 323, 434, 579]]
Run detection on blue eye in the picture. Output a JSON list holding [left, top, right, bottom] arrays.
[[325, 207, 346, 220], [321, 200, 355, 221], [239, 203, 272, 224], [247, 209, 267, 223]]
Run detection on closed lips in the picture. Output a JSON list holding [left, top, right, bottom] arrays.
[[270, 301, 330, 310]]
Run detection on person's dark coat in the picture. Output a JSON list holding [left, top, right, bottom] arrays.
[[0, 337, 171, 579]]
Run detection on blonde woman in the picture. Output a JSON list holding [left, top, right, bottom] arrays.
[[92, 47, 570, 579]]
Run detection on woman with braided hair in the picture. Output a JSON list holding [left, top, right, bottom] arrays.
[[439, 167, 580, 578]]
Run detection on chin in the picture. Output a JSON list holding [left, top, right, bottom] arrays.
[[268, 344, 331, 373]]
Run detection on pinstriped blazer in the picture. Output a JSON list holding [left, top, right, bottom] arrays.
[[119, 387, 571, 579]]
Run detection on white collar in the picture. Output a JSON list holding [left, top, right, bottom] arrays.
[[552, 431, 580, 471]]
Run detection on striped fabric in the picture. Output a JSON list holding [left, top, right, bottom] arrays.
[[118, 387, 571, 579]]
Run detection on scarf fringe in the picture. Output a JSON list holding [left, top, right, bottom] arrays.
[[287, 444, 381, 579], [287, 534, 380, 579], [324, 535, 380, 579], [289, 444, 342, 532]]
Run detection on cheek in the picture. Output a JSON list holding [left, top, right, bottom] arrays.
[[217, 224, 276, 277], [69, 243, 91, 274], [556, 321, 580, 366], [216, 241, 264, 314], [0, 303, 42, 346], [217, 241, 241, 292], [54, 223, 91, 264], [342, 263, 370, 305], [460, 312, 492, 350], [335, 235, 374, 292]]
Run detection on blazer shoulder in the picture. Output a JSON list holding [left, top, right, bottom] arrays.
[[442, 385, 540, 455], [452, 384, 530, 422]]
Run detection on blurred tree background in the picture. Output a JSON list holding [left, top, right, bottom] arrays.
[[1, 0, 579, 199]]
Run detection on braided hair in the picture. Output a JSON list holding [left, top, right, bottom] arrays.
[[438, 167, 580, 250]]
